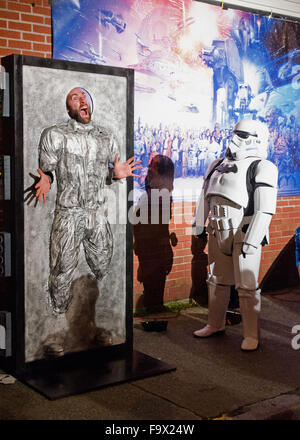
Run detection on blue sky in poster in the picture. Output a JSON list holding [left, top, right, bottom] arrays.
[[52, 0, 300, 198]]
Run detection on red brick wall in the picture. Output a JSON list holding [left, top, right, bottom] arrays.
[[0, 0, 51, 59], [133, 201, 194, 309], [260, 196, 300, 278], [1, 1, 298, 309], [133, 198, 299, 308]]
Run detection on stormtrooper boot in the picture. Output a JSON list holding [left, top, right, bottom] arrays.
[[194, 282, 230, 338], [239, 290, 261, 351]]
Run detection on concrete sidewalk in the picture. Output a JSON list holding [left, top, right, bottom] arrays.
[[1, 287, 300, 420]]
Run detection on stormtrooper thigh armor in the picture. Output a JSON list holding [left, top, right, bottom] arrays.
[[206, 201, 262, 351]]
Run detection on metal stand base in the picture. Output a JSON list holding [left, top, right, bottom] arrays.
[[22, 350, 175, 400]]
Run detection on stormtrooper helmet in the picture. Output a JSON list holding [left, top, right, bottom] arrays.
[[226, 119, 269, 160]]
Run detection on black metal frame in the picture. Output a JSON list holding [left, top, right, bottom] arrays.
[[195, 0, 300, 23], [0, 54, 134, 378]]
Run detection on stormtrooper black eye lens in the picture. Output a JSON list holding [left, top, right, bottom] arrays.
[[234, 130, 250, 139], [234, 130, 258, 139]]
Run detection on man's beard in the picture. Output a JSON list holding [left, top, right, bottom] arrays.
[[68, 107, 91, 124]]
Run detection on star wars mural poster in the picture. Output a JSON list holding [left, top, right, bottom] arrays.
[[52, 0, 300, 200]]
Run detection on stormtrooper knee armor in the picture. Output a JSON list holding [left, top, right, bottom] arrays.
[[193, 119, 278, 351]]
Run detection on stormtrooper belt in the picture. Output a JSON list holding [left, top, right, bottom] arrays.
[[208, 215, 252, 232]]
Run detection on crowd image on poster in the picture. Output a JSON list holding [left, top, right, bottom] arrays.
[[53, 0, 300, 200]]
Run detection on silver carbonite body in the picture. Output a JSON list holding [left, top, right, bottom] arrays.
[[193, 119, 278, 351], [39, 118, 119, 313]]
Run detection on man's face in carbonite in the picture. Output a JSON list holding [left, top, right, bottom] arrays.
[[66, 87, 92, 124]]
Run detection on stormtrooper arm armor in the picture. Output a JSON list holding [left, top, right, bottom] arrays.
[[243, 160, 278, 254], [192, 185, 210, 236]]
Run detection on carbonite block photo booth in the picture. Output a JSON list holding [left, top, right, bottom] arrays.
[[0, 55, 174, 399]]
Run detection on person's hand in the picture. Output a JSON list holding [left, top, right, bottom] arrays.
[[35, 168, 51, 204], [113, 155, 142, 179], [170, 232, 178, 247], [24, 172, 40, 207]]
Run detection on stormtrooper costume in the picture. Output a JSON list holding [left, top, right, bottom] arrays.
[[39, 118, 119, 314], [193, 119, 278, 351]]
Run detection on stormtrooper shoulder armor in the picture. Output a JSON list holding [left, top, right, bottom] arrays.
[[253, 160, 278, 215], [254, 159, 278, 188]]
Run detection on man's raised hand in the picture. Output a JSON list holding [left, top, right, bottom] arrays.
[[35, 168, 51, 204], [113, 155, 142, 179]]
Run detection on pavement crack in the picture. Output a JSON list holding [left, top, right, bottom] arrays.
[[130, 382, 203, 419], [223, 390, 300, 419]]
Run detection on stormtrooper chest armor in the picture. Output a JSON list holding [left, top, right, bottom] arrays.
[[205, 157, 259, 208]]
